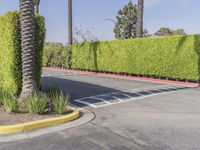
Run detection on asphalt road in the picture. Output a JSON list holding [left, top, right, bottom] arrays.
[[1, 69, 200, 150]]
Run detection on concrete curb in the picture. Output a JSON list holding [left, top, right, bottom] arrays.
[[0, 110, 80, 135], [0, 109, 94, 142], [44, 67, 200, 87]]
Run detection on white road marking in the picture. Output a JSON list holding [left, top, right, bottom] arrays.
[[111, 96, 124, 102], [75, 99, 98, 108], [91, 97, 112, 104], [74, 85, 189, 108], [74, 85, 172, 102], [94, 88, 188, 108], [122, 93, 134, 98], [41, 73, 188, 108]]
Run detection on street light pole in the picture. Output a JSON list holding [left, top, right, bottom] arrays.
[[105, 18, 115, 24]]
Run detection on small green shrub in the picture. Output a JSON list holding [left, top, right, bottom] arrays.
[[51, 91, 69, 114], [25, 94, 47, 115], [46, 86, 70, 114], [3, 94, 19, 113]]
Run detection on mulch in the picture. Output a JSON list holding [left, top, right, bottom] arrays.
[[0, 106, 72, 126]]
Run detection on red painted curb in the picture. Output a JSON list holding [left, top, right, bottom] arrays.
[[44, 67, 200, 87]]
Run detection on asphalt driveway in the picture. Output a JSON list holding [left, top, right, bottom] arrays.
[[1, 69, 200, 150]]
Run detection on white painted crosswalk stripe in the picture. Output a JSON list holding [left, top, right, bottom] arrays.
[[74, 85, 190, 108]]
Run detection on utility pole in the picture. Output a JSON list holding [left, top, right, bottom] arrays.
[[68, 0, 73, 69], [136, 0, 144, 38]]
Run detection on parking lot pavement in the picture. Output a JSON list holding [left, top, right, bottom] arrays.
[[41, 69, 172, 100], [1, 87, 200, 150], [42, 69, 192, 109], [1, 69, 199, 150]]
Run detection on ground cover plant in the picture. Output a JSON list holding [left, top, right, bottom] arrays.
[[51, 91, 70, 115], [0, 88, 70, 114], [0, 87, 70, 126], [3, 94, 20, 113], [0, 88, 71, 125]]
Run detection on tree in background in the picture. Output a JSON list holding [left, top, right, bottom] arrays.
[[143, 29, 151, 37], [34, 0, 40, 13], [136, 0, 144, 38], [155, 28, 172, 36], [173, 29, 186, 35], [74, 26, 98, 43], [114, 1, 137, 39], [155, 27, 186, 36], [43, 42, 67, 68], [19, 0, 37, 98]]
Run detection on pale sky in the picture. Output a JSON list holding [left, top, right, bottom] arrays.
[[0, 0, 199, 44]]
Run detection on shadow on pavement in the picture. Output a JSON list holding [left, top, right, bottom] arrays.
[[41, 76, 193, 108], [41, 76, 119, 100]]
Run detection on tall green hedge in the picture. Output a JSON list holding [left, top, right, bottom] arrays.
[[72, 35, 200, 81], [43, 43, 68, 68], [35, 14, 46, 88], [0, 11, 45, 95]]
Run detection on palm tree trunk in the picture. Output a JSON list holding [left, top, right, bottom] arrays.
[[34, 0, 40, 13], [20, 0, 37, 98], [136, 0, 144, 38], [68, 0, 73, 69]]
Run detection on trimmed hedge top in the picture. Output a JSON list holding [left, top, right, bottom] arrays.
[[71, 35, 200, 81], [0, 11, 45, 95]]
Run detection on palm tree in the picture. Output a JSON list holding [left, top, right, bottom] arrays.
[[68, 0, 73, 68], [136, 0, 144, 38], [20, 0, 37, 98], [34, 0, 40, 13]]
